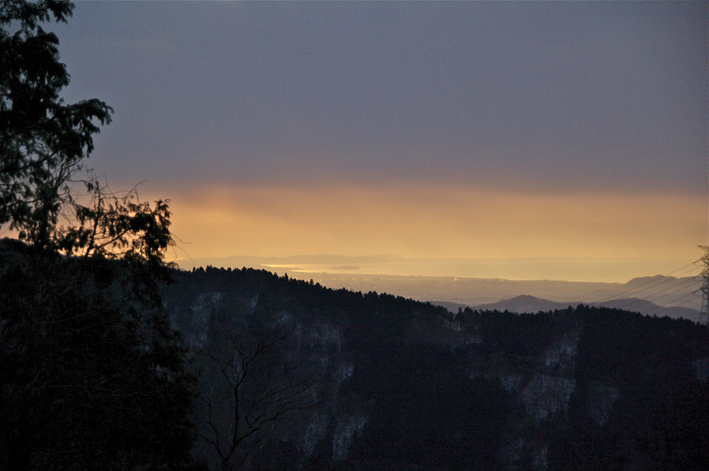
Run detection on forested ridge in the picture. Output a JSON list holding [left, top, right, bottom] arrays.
[[164, 266, 709, 471]]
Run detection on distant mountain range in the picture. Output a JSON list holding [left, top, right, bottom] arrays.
[[178, 255, 703, 322], [437, 294, 701, 323], [286, 272, 702, 319]]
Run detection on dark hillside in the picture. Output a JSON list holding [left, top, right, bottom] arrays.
[[164, 267, 709, 471]]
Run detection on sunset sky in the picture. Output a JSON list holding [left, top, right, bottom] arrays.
[[49, 1, 707, 282]]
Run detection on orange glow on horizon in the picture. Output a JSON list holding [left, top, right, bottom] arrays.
[[156, 184, 705, 282]]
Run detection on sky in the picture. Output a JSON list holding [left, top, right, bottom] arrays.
[[45, 0, 708, 282]]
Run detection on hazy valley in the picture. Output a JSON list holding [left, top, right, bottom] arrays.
[[184, 256, 702, 323]]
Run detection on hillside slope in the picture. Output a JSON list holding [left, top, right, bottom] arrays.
[[165, 267, 709, 471]]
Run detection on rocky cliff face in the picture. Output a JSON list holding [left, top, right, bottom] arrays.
[[165, 268, 709, 471], [468, 331, 580, 470]]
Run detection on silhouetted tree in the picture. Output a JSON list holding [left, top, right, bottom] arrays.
[[193, 304, 319, 471], [0, 1, 198, 469], [0, 0, 113, 249]]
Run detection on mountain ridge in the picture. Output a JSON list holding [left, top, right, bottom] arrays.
[[165, 266, 709, 471]]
